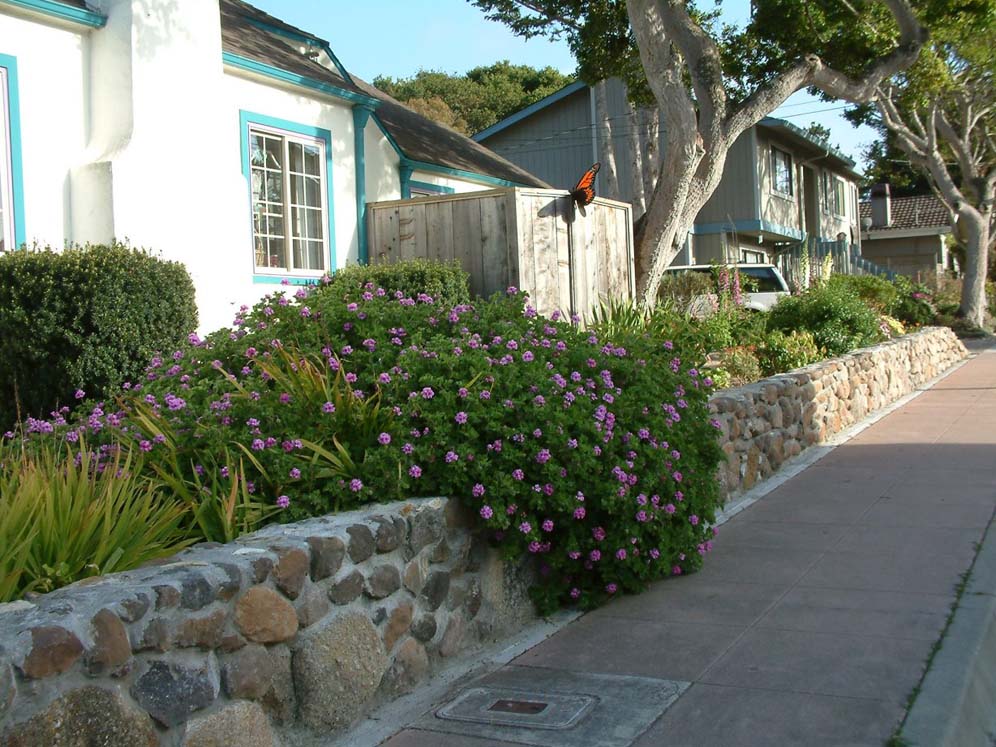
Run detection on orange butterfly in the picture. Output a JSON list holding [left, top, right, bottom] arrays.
[[570, 162, 600, 210]]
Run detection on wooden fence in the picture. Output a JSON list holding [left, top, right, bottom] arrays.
[[366, 188, 635, 319]]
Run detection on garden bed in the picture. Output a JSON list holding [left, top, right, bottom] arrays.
[[0, 325, 968, 745]]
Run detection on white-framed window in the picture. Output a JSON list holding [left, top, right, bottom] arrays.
[[248, 125, 329, 275], [741, 248, 766, 264], [0, 66, 13, 253], [770, 147, 793, 196]]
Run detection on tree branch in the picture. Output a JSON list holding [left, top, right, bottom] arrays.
[[654, 1, 727, 142], [509, 0, 582, 32], [808, 0, 927, 102]]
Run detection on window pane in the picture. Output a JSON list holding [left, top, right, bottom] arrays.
[[249, 134, 266, 167], [263, 136, 282, 170], [292, 206, 323, 240], [293, 239, 324, 271], [303, 144, 321, 176], [265, 237, 286, 269]]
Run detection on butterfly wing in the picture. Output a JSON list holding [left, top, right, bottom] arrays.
[[570, 162, 600, 208]]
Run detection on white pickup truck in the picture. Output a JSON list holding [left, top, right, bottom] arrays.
[[663, 264, 790, 312]]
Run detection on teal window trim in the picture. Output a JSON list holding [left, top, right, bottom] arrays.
[[223, 52, 380, 109], [401, 158, 529, 189], [0, 53, 26, 250], [0, 0, 106, 27], [409, 180, 455, 196], [239, 109, 337, 283]]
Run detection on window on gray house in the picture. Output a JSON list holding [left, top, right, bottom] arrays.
[[771, 147, 793, 196]]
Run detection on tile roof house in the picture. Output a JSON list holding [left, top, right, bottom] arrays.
[[475, 80, 863, 266], [0, 0, 546, 329], [859, 185, 954, 280]]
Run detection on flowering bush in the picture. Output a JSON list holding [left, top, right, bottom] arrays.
[[3, 273, 724, 613]]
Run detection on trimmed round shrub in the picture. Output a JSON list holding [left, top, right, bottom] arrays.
[[766, 284, 883, 357], [0, 244, 197, 429]]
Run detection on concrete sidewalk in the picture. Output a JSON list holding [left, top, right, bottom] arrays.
[[381, 344, 996, 747]]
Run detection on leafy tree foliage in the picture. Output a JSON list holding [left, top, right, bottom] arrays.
[[374, 60, 573, 135]]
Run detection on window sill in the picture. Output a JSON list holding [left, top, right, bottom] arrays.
[[253, 274, 325, 286], [769, 190, 795, 202]]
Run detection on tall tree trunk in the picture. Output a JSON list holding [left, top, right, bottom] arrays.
[[638, 106, 661, 200], [958, 208, 991, 326], [626, 99, 646, 216], [593, 80, 620, 200]]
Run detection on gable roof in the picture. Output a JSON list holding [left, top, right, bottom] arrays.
[[859, 193, 951, 231], [472, 81, 588, 142], [219, 0, 547, 189]]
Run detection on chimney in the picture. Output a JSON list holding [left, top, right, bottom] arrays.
[[870, 183, 891, 227]]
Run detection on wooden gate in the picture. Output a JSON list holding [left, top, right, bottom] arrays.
[[367, 188, 635, 319]]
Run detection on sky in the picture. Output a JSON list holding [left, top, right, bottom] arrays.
[[248, 0, 879, 170]]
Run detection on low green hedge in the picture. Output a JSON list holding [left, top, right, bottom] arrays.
[[322, 259, 470, 309], [0, 244, 197, 429]]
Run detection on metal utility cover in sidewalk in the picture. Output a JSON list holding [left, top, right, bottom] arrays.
[[419, 666, 689, 747]]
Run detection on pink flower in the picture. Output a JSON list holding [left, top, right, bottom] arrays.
[[615, 549, 627, 560], [592, 527, 606, 541], [289, 468, 301, 479], [409, 465, 422, 478], [542, 519, 554, 532], [570, 587, 581, 599], [455, 411, 468, 424], [472, 483, 486, 497], [605, 583, 618, 594], [276, 495, 290, 509], [589, 550, 601, 562], [573, 507, 586, 520], [689, 515, 700, 526], [519, 522, 532, 534], [322, 402, 335, 414], [378, 432, 392, 445], [479, 505, 494, 519], [349, 478, 363, 492]]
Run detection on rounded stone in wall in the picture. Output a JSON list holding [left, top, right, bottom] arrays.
[[234, 586, 298, 644], [1, 686, 158, 747], [292, 610, 388, 730], [181, 700, 280, 747]]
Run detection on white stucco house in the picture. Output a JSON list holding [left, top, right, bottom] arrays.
[[0, 0, 546, 330]]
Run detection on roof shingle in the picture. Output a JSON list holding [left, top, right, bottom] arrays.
[[859, 193, 951, 230]]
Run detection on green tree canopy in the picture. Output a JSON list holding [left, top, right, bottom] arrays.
[[373, 61, 574, 135]]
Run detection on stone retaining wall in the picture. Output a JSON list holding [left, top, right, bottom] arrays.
[[0, 499, 535, 746], [710, 327, 967, 498]]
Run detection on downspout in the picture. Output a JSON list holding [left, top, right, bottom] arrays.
[[400, 162, 413, 200], [353, 103, 376, 264]]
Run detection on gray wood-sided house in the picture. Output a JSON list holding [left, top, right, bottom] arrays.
[[475, 80, 863, 267]]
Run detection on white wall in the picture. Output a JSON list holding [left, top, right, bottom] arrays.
[[0, 13, 88, 248]]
